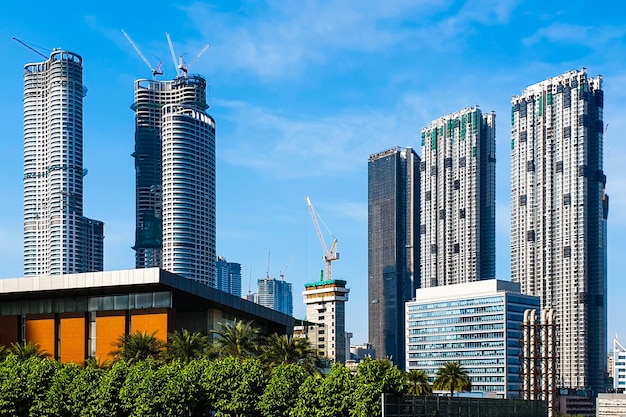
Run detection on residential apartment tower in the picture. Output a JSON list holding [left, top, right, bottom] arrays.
[[510, 69, 608, 394], [420, 107, 496, 287], [132, 75, 216, 285], [23, 50, 104, 275]]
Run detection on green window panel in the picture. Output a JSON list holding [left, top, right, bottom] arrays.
[[538, 96, 543, 116], [472, 146, 477, 157], [511, 106, 515, 126], [547, 93, 553, 106]]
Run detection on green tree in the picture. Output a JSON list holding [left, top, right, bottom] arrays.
[[202, 356, 267, 417], [163, 329, 210, 362], [432, 361, 471, 396], [351, 358, 406, 417], [9, 342, 50, 360], [259, 363, 309, 417], [406, 369, 432, 396], [110, 331, 163, 363], [259, 333, 319, 373], [211, 319, 260, 359], [318, 362, 354, 417], [291, 373, 323, 417], [0, 355, 59, 417], [91, 360, 129, 417]]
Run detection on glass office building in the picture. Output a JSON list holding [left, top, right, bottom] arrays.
[[406, 279, 540, 398], [368, 147, 419, 370]]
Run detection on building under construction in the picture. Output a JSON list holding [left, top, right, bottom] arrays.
[[131, 75, 215, 288]]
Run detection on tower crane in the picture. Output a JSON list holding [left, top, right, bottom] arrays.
[[166, 32, 210, 78], [121, 30, 163, 79], [12, 38, 49, 59], [305, 196, 339, 281]]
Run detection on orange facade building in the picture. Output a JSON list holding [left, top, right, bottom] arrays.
[[0, 268, 293, 363]]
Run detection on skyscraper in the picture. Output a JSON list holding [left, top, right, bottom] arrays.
[[420, 107, 496, 287], [257, 277, 293, 316], [23, 50, 104, 276], [511, 69, 608, 394], [132, 75, 216, 285], [216, 256, 242, 297], [368, 146, 419, 370]]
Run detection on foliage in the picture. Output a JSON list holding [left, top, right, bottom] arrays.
[[110, 331, 163, 363], [202, 356, 267, 416], [211, 319, 260, 359], [91, 360, 129, 417], [0, 355, 59, 417], [406, 369, 432, 396], [318, 362, 354, 417], [291, 373, 323, 417], [432, 361, 471, 396], [163, 329, 210, 363], [350, 358, 406, 417], [259, 333, 319, 373], [259, 363, 309, 417], [9, 342, 50, 360]]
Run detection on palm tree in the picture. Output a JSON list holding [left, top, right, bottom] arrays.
[[210, 319, 260, 358], [9, 342, 50, 359], [433, 361, 471, 396], [163, 329, 210, 362], [406, 369, 432, 396], [110, 331, 163, 362], [259, 333, 320, 373]]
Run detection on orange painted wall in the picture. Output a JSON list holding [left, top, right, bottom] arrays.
[[25, 315, 55, 357], [95, 312, 126, 362], [130, 309, 171, 344], [0, 316, 19, 347], [59, 314, 85, 364]]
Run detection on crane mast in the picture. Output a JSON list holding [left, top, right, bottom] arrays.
[[305, 196, 339, 281]]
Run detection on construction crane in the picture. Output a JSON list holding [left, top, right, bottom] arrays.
[[166, 32, 210, 77], [121, 30, 163, 79], [305, 196, 339, 281], [279, 252, 295, 281], [12, 37, 49, 59]]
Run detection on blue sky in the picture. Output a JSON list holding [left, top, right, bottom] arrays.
[[0, 0, 624, 347]]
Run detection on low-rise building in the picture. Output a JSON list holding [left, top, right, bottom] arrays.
[[597, 393, 626, 416], [406, 279, 540, 398], [0, 268, 294, 363]]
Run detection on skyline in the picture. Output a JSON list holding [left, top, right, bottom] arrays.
[[1, 0, 625, 346]]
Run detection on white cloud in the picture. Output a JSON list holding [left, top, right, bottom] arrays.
[[183, 0, 521, 79], [523, 23, 626, 48], [216, 97, 422, 179]]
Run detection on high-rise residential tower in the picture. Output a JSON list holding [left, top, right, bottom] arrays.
[[420, 107, 496, 287], [368, 146, 419, 370], [132, 75, 216, 285], [511, 69, 608, 394], [216, 256, 242, 297], [23, 50, 104, 276]]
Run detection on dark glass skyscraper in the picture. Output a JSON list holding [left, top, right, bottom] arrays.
[[368, 146, 419, 370]]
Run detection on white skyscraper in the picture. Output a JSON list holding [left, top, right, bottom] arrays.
[[23, 50, 103, 276], [511, 69, 608, 394], [132, 76, 216, 285], [420, 107, 496, 287]]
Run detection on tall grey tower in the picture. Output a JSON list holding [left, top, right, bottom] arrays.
[[511, 69, 608, 394], [132, 76, 216, 285], [23, 50, 104, 276], [368, 146, 419, 370], [420, 107, 496, 287]]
